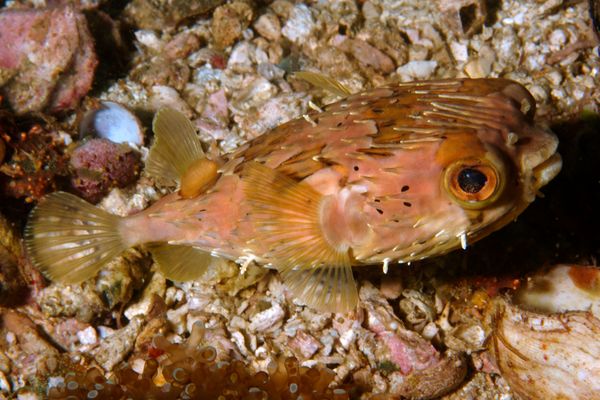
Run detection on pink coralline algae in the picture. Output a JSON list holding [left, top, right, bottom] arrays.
[[70, 138, 142, 203], [0, 6, 97, 114]]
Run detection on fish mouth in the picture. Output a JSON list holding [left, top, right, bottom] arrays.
[[517, 126, 561, 200], [532, 153, 562, 190]]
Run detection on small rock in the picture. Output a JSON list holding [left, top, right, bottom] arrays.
[[211, 1, 254, 49], [70, 138, 142, 203], [437, 0, 487, 36], [0, 6, 97, 114], [380, 277, 404, 300], [124, 271, 167, 320], [249, 302, 285, 332], [77, 326, 98, 346], [254, 12, 281, 41], [164, 31, 202, 60], [334, 36, 395, 73], [89, 316, 144, 371], [125, 0, 225, 30], [0, 212, 26, 306], [150, 85, 194, 118], [289, 330, 321, 358], [281, 4, 316, 44], [396, 60, 438, 81]]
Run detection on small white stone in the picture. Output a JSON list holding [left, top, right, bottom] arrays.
[[254, 13, 281, 41], [77, 326, 98, 345], [166, 304, 189, 335], [96, 325, 116, 339], [545, 70, 563, 86], [281, 4, 315, 44], [46, 376, 64, 390], [549, 29, 567, 48], [0, 371, 11, 392], [339, 327, 356, 349], [131, 358, 145, 374], [5, 332, 15, 345], [450, 41, 469, 63], [249, 302, 285, 332], [422, 322, 439, 340], [396, 60, 438, 81], [134, 30, 162, 52]]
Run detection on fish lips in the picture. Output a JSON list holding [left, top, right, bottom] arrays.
[[517, 126, 562, 201]]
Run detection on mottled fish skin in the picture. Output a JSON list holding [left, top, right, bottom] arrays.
[[128, 79, 559, 263], [26, 78, 562, 312]]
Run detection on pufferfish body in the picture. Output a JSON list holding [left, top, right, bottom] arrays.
[[25, 78, 562, 313]]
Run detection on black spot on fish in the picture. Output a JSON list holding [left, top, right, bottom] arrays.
[[401, 185, 409, 192], [376, 208, 384, 214], [403, 202, 412, 207], [353, 165, 359, 171]]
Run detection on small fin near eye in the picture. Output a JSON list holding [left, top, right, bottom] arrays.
[[242, 162, 358, 313], [150, 244, 216, 281], [293, 71, 353, 98], [146, 108, 206, 188], [25, 192, 127, 283]]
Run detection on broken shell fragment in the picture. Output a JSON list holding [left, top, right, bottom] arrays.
[[489, 297, 600, 400], [79, 101, 144, 146], [513, 264, 600, 317]]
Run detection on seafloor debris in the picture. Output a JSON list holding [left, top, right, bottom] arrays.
[[211, 1, 254, 49], [124, 0, 225, 30], [489, 296, 600, 400], [70, 138, 142, 203], [0, 5, 97, 114], [0, 212, 26, 306], [437, 0, 488, 36], [42, 322, 351, 400], [513, 264, 600, 317], [0, 111, 69, 202]]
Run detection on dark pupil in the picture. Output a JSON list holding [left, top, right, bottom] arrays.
[[458, 168, 487, 193]]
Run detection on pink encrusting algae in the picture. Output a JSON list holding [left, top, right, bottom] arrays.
[[25, 77, 561, 313]]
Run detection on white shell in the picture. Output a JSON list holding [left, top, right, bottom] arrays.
[[80, 101, 144, 146]]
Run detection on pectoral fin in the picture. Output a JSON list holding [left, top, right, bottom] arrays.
[[242, 162, 358, 313], [150, 244, 217, 281], [145, 109, 206, 186]]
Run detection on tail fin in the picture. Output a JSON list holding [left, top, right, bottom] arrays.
[[25, 191, 127, 283]]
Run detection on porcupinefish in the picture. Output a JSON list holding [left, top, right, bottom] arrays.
[[25, 77, 562, 313]]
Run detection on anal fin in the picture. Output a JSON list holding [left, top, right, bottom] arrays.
[[242, 162, 358, 313], [151, 244, 217, 281]]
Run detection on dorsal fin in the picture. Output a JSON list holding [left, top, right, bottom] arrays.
[[241, 162, 358, 313], [145, 108, 206, 188], [293, 71, 353, 98]]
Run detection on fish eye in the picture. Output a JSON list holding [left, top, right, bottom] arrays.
[[458, 168, 488, 193], [444, 159, 502, 209]]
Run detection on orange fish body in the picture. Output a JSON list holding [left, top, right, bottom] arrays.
[[26, 78, 562, 312]]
